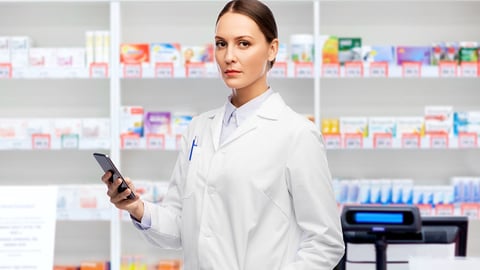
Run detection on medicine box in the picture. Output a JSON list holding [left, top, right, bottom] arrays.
[[150, 43, 182, 66], [338, 37, 362, 64], [120, 106, 144, 137], [144, 111, 171, 135], [396, 46, 431, 65], [120, 43, 150, 65]]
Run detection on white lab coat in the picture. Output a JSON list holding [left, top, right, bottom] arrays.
[[139, 92, 345, 269]]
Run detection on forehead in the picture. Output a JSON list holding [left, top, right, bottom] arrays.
[[215, 12, 262, 38]]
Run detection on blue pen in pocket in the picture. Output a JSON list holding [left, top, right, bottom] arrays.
[[189, 136, 198, 161]]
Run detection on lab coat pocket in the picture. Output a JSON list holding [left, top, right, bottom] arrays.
[[255, 187, 290, 223], [185, 146, 202, 196], [180, 193, 196, 265]]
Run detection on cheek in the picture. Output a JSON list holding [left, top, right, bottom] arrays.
[[214, 50, 222, 64], [246, 51, 268, 73]]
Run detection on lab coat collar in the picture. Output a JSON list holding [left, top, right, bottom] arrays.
[[208, 92, 286, 151]]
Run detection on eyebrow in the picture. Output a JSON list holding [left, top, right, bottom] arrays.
[[215, 35, 254, 40]]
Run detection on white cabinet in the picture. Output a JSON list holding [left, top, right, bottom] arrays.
[[0, 0, 112, 266], [1, 0, 479, 268], [319, 1, 480, 184]]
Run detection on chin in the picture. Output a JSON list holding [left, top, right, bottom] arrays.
[[222, 78, 244, 89]]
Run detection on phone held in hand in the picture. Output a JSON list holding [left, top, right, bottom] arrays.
[[93, 152, 136, 200]]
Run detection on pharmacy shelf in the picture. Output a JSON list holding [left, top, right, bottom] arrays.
[[0, 66, 99, 79], [1, 62, 479, 79], [0, 138, 110, 150], [323, 133, 479, 150], [118, 63, 480, 79]]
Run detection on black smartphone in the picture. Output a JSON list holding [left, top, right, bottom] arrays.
[[93, 152, 135, 199]]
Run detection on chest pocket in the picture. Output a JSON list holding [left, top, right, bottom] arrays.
[[183, 145, 204, 198]]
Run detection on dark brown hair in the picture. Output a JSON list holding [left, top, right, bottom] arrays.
[[216, 0, 278, 69]]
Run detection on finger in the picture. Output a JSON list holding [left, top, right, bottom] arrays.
[[106, 177, 122, 197], [101, 171, 112, 184], [111, 188, 134, 204], [123, 177, 135, 193]]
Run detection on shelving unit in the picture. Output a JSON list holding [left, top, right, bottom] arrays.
[[1, 0, 479, 269]]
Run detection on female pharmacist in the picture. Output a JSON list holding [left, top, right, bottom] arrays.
[[101, 0, 344, 269]]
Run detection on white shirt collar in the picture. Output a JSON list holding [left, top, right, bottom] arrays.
[[223, 88, 274, 127]]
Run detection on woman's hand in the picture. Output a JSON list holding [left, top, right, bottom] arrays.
[[101, 171, 144, 221]]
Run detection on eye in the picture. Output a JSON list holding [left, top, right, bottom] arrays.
[[239, 41, 250, 48], [215, 40, 226, 48]]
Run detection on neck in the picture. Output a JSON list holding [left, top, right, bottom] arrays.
[[230, 85, 269, 108]]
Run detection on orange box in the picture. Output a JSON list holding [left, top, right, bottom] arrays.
[[54, 266, 79, 270], [80, 261, 108, 270], [157, 259, 181, 270], [120, 43, 150, 64]]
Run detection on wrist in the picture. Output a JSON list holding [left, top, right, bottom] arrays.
[[130, 200, 144, 222]]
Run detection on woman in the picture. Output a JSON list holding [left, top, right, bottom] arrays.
[[102, 0, 344, 269]]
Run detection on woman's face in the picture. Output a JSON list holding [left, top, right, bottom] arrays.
[[215, 12, 277, 93]]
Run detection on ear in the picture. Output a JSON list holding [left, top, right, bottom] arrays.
[[268, 38, 279, 62]]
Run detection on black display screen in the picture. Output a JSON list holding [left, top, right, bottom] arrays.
[[346, 210, 415, 225]]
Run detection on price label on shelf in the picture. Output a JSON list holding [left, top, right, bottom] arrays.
[[0, 63, 12, 79], [439, 61, 457, 78], [186, 63, 206, 78], [369, 62, 388, 78], [344, 62, 363, 78], [460, 62, 478, 77], [343, 133, 363, 149], [89, 63, 108, 78], [460, 203, 480, 219], [269, 62, 287, 78], [429, 133, 449, 149], [415, 204, 433, 216], [154, 62, 174, 78], [37, 69, 50, 79], [294, 62, 313, 78], [61, 134, 79, 149], [146, 134, 165, 150], [32, 134, 51, 150], [401, 133, 421, 149], [435, 204, 454, 216], [123, 63, 142, 78], [323, 134, 342, 149], [322, 63, 340, 78], [373, 133, 393, 149], [121, 134, 141, 149], [402, 62, 421, 78], [458, 132, 478, 148]]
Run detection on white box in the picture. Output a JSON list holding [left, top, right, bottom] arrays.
[[340, 117, 368, 137], [368, 117, 396, 136], [52, 118, 82, 139], [9, 36, 31, 67], [29, 48, 56, 67], [120, 106, 144, 137], [396, 117, 424, 137], [81, 118, 110, 139], [56, 48, 86, 68], [0, 36, 10, 63], [85, 31, 95, 66]]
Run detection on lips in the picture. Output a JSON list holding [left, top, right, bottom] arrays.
[[225, 69, 241, 76]]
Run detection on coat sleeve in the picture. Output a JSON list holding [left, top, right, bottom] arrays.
[[283, 121, 345, 270], [136, 119, 195, 249]]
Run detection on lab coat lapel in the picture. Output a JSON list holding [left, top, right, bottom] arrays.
[[221, 114, 259, 146], [209, 108, 224, 152], [220, 93, 285, 147]]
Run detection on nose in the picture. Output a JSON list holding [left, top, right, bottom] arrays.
[[224, 46, 236, 64]]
